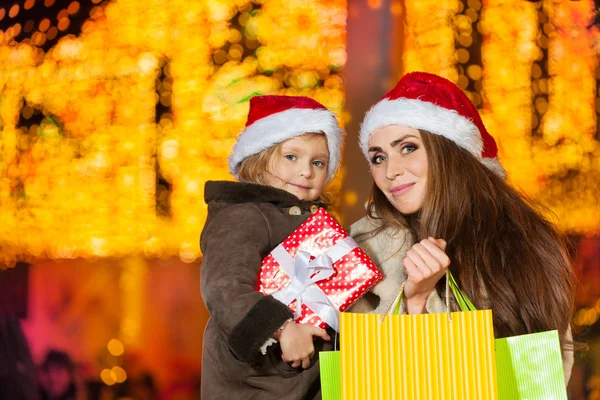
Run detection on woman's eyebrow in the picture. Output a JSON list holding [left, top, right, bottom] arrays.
[[368, 134, 418, 152], [390, 134, 417, 147]]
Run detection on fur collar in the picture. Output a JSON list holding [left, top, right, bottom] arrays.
[[204, 181, 324, 208]]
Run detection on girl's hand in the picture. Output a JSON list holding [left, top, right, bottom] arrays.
[[276, 322, 330, 369], [403, 237, 450, 313]]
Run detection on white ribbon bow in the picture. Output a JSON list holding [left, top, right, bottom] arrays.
[[270, 236, 358, 332]]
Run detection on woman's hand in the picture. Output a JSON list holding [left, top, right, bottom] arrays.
[[275, 322, 330, 369], [403, 237, 450, 314]]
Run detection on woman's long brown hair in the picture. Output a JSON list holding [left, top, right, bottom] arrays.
[[367, 130, 575, 348]]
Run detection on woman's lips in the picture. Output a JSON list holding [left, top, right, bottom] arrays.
[[390, 183, 415, 196]]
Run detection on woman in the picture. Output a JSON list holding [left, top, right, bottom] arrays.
[[350, 71, 575, 382]]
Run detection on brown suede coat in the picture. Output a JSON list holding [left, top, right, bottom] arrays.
[[200, 181, 334, 400]]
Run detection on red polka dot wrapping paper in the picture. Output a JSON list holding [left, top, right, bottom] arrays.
[[257, 208, 384, 330]]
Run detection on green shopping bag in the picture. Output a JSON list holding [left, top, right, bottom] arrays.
[[448, 273, 568, 400], [319, 351, 341, 400]]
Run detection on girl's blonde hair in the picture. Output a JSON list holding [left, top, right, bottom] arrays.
[[236, 143, 281, 186], [236, 132, 333, 204]]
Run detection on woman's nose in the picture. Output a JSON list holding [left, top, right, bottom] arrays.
[[385, 159, 404, 180]]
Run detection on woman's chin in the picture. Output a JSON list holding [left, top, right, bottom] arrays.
[[389, 199, 421, 215]]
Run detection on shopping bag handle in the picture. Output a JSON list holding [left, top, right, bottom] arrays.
[[379, 270, 477, 325], [447, 270, 477, 312]]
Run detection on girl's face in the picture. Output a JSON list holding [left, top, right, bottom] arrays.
[[265, 134, 329, 201], [368, 125, 429, 215]]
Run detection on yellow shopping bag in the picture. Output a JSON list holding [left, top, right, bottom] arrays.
[[339, 276, 498, 400]]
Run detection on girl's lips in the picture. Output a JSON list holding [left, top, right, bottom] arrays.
[[290, 183, 310, 190], [391, 183, 415, 196]]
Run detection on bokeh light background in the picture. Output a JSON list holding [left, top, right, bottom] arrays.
[[1, 0, 599, 398], [0, 0, 346, 265]]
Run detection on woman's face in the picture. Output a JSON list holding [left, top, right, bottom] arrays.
[[368, 125, 428, 215]]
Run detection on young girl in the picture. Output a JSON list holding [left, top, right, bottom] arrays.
[[200, 95, 344, 399], [350, 72, 575, 382]]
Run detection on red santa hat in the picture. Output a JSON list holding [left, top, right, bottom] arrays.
[[360, 72, 505, 178], [229, 95, 344, 182]]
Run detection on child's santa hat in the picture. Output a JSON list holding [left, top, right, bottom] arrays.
[[229, 95, 344, 182], [360, 72, 505, 178]]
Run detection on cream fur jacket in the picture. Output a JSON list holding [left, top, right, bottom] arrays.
[[349, 215, 574, 384]]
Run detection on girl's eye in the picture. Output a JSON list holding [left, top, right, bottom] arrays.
[[312, 160, 325, 167], [401, 144, 418, 154], [371, 154, 386, 165], [284, 154, 296, 161]]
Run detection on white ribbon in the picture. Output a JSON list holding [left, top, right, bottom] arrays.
[[270, 236, 358, 332]]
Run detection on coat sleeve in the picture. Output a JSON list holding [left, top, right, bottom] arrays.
[[349, 216, 445, 315], [200, 204, 293, 363]]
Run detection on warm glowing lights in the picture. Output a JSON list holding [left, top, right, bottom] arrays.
[[457, 48, 470, 64], [100, 367, 127, 386], [46, 26, 58, 40], [253, 0, 347, 71], [368, 0, 382, 9], [480, 0, 538, 186], [11, 23, 22, 37], [57, 9, 69, 20], [343, 191, 358, 207], [100, 369, 115, 385], [574, 306, 600, 327], [8, 4, 19, 19], [453, 0, 483, 106], [388, 1, 401, 16], [107, 338, 125, 356], [68, 2, 80, 15], [402, 0, 459, 81], [24, 20, 35, 33], [0, 0, 346, 265], [534, 0, 600, 233], [399, 0, 600, 234], [466, 64, 482, 80], [57, 18, 70, 31], [111, 366, 127, 383], [39, 18, 51, 32], [32, 31, 46, 46], [480, 0, 600, 234], [119, 257, 147, 344], [2, 0, 597, 267]]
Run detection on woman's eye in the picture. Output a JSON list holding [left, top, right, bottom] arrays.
[[284, 154, 296, 161], [371, 155, 386, 164], [402, 144, 417, 154]]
